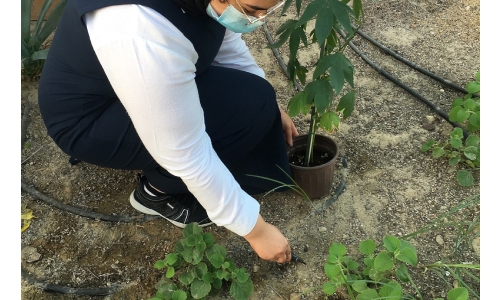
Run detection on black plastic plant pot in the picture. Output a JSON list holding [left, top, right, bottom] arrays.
[[287, 134, 339, 199]]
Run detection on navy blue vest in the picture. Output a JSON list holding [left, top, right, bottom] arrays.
[[39, 0, 225, 135]]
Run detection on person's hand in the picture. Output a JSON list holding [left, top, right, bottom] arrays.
[[244, 214, 292, 263], [279, 107, 299, 146]]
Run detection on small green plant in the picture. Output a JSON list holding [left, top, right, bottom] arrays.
[[150, 223, 254, 300], [312, 195, 480, 300], [421, 71, 480, 187], [271, 0, 363, 166], [320, 237, 474, 300], [21, 0, 67, 80], [322, 236, 419, 299]]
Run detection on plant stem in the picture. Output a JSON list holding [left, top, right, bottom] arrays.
[[304, 107, 316, 167]]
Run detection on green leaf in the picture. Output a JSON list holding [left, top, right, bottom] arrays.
[[166, 266, 175, 278], [208, 253, 224, 268], [289, 30, 301, 59], [324, 263, 341, 280], [464, 146, 478, 160], [202, 233, 215, 247], [374, 251, 394, 272], [157, 282, 178, 299], [154, 260, 166, 269], [383, 235, 401, 253], [229, 279, 254, 300], [359, 239, 376, 256], [21, 0, 32, 43], [448, 106, 463, 122], [195, 241, 206, 252], [352, 0, 363, 20], [346, 259, 359, 271], [463, 98, 476, 110], [33, 0, 67, 51], [193, 262, 208, 278], [451, 97, 464, 108], [330, 0, 355, 35], [165, 253, 178, 266], [270, 27, 293, 49], [379, 280, 403, 299], [457, 170, 474, 187], [449, 155, 461, 166], [450, 137, 463, 149], [329, 243, 347, 258], [465, 135, 479, 147], [202, 272, 214, 284], [357, 288, 380, 300], [31, 49, 50, 61], [315, 7, 334, 45], [466, 81, 480, 94], [308, 79, 334, 113], [212, 277, 223, 290], [172, 290, 187, 300], [363, 257, 374, 268], [421, 140, 435, 152], [468, 112, 480, 128], [206, 244, 227, 260], [450, 127, 464, 139], [447, 287, 469, 300], [192, 248, 203, 265], [215, 269, 228, 280], [352, 280, 368, 293], [331, 54, 354, 93], [185, 235, 196, 247], [368, 268, 386, 282], [190, 279, 211, 299], [236, 270, 250, 283], [395, 247, 418, 266], [288, 91, 310, 117], [319, 112, 340, 131], [336, 90, 355, 119], [432, 147, 445, 158], [178, 270, 195, 286], [183, 222, 202, 237], [395, 265, 410, 283], [322, 281, 339, 295], [296, 0, 325, 27], [455, 109, 470, 123]]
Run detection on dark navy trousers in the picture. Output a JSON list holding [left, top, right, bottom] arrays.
[[43, 66, 292, 195]]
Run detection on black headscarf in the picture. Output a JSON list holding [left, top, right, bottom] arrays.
[[171, 0, 214, 15]]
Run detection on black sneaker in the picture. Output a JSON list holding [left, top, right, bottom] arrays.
[[129, 175, 213, 228]]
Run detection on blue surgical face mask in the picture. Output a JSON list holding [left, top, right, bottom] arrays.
[[206, 3, 264, 33]]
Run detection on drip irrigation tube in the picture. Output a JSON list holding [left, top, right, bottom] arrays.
[[21, 180, 159, 223], [356, 29, 479, 98], [342, 31, 470, 139], [21, 268, 125, 296]]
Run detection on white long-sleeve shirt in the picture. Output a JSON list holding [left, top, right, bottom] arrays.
[[85, 4, 265, 236]]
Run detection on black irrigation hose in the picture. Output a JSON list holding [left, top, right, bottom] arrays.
[[21, 180, 159, 223], [342, 31, 470, 139], [356, 29, 478, 98], [21, 268, 125, 296]]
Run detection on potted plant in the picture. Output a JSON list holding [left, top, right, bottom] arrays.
[[271, 0, 364, 198]]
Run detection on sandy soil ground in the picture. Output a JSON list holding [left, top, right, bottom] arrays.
[[21, 0, 480, 299]]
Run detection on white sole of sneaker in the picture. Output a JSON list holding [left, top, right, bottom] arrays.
[[129, 192, 213, 228]]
